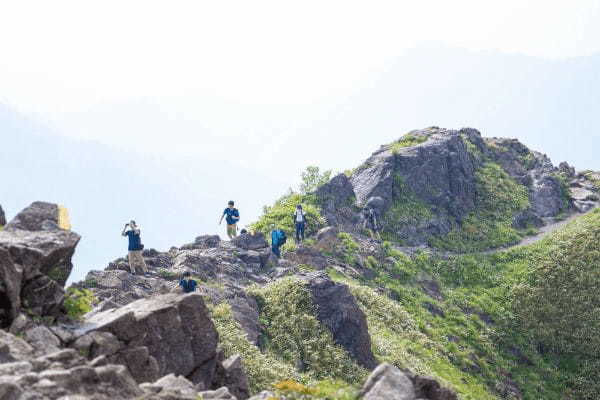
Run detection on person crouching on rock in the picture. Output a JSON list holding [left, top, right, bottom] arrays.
[[219, 200, 240, 239], [270, 224, 287, 258], [178, 271, 198, 293], [121, 220, 148, 275]]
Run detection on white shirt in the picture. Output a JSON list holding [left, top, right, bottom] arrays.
[[295, 210, 304, 222]]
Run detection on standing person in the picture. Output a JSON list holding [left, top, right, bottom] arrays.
[[270, 224, 287, 258], [178, 271, 198, 293], [363, 207, 382, 241], [121, 220, 148, 275], [219, 200, 240, 239], [292, 204, 308, 244]]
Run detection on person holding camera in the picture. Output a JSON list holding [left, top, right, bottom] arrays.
[[121, 220, 148, 275]]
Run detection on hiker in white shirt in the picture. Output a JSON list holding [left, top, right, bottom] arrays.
[[293, 204, 308, 243]]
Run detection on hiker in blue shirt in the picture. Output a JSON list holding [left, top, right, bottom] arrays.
[[219, 200, 240, 239], [121, 220, 148, 275], [270, 224, 287, 258], [179, 271, 198, 293]]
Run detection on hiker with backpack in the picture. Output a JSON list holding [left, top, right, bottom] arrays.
[[292, 204, 308, 244], [121, 220, 148, 275], [363, 207, 382, 240], [270, 224, 287, 258], [219, 200, 240, 239], [178, 271, 198, 293]]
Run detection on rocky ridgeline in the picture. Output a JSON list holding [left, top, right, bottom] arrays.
[[316, 127, 599, 244], [0, 201, 456, 399]]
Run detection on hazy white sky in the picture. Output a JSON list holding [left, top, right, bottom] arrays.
[[1, 0, 599, 111]]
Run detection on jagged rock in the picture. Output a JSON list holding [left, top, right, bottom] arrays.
[[24, 325, 62, 354], [530, 175, 565, 217], [0, 204, 5, 226], [247, 392, 276, 400], [315, 173, 360, 227], [195, 235, 221, 248], [411, 374, 458, 400], [0, 203, 80, 327], [140, 373, 198, 397], [0, 330, 144, 399], [4, 201, 63, 232], [231, 232, 269, 251], [360, 363, 416, 400], [285, 245, 329, 269], [212, 355, 250, 400], [81, 293, 220, 387], [559, 162, 576, 178], [348, 128, 477, 244], [200, 387, 238, 399], [298, 271, 377, 369], [227, 295, 260, 346]]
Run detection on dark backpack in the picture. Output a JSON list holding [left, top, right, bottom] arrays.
[[279, 230, 287, 245]]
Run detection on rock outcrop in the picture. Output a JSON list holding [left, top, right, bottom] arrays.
[[298, 271, 377, 369], [0, 202, 80, 328], [77, 293, 220, 387], [0, 204, 5, 226], [360, 363, 457, 400]]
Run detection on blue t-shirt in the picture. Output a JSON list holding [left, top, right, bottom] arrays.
[[126, 230, 142, 251], [223, 208, 240, 225], [179, 279, 197, 293]]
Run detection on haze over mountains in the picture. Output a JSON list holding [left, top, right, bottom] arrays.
[[2, 44, 600, 283]]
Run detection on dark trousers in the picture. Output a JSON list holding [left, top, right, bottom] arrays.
[[272, 244, 281, 258], [295, 222, 305, 241]]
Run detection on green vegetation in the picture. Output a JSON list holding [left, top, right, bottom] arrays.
[[300, 166, 333, 195], [390, 134, 428, 154], [272, 380, 358, 400], [431, 163, 530, 251], [158, 268, 178, 280], [209, 302, 297, 393], [64, 288, 96, 320], [336, 232, 360, 265], [248, 278, 367, 383], [251, 166, 328, 244], [382, 175, 433, 242]]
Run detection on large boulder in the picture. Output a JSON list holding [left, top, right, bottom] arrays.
[[0, 203, 80, 327], [230, 232, 269, 251], [5, 201, 65, 232], [315, 173, 360, 228], [348, 128, 478, 244], [359, 363, 457, 400], [80, 293, 220, 387], [298, 271, 377, 369]]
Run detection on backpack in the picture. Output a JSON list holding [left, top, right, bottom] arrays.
[[279, 230, 287, 245]]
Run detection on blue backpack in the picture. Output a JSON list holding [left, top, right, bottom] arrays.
[[273, 229, 287, 246]]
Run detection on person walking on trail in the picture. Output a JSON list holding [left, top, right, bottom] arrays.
[[363, 207, 382, 241], [292, 204, 308, 244], [270, 224, 287, 258], [178, 271, 198, 293], [219, 200, 240, 239], [121, 220, 148, 275]]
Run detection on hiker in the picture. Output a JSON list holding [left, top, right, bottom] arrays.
[[121, 220, 148, 275], [219, 200, 240, 239], [363, 207, 382, 240], [292, 204, 308, 243], [270, 224, 287, 258], [178, 271, 198, 293]]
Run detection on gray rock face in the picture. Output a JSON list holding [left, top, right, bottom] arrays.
[[0, 332, 144, 400], [345, 128, 478, 244], [360, 363, 458, 400], [212, 354, 250, 400], [0, 204, 80, 327], [0, 204, 5, 226], [230, 232, 269, 251], [530, 175, 565, 217], [360, 363, 416, 400], [81, 293, 220, 387], [316, 173, 360, 227], [298, 271, 377, 369], [5, 201, 61, 232]]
